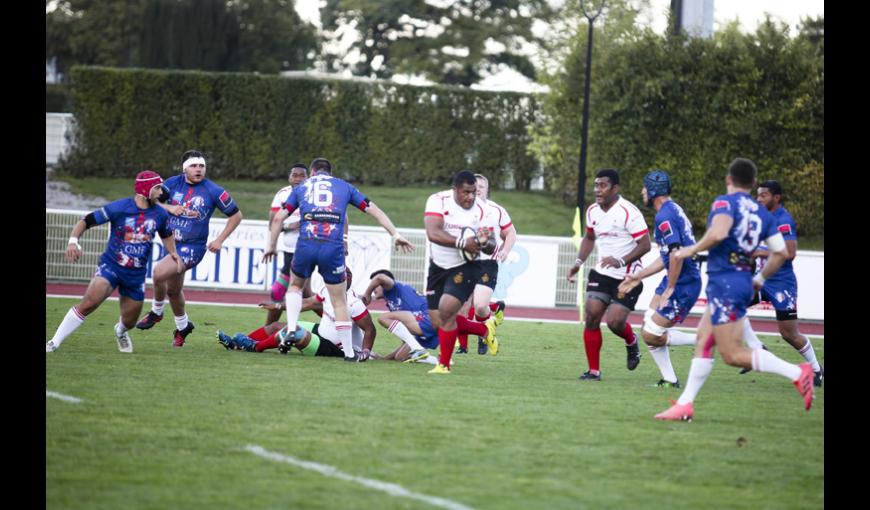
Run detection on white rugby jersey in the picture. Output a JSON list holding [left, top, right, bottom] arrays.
[[478, 198, 513, 261], [314, 286, 369, 350], [424, 190, 485, 269], [586, 196, 649, 279], [270, 185, 302, 251]]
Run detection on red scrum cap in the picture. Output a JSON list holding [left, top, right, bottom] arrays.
[[135, 170, 164, 198]]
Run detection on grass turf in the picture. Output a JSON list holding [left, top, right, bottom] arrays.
[[46, 297, 823, 509]]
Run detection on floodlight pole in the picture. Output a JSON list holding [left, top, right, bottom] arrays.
[[577, 0, 605, 216]]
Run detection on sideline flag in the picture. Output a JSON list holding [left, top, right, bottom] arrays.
[[571, 207, 582, 249]]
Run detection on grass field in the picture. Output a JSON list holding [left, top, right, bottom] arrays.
[[46, 297, 824, 509]]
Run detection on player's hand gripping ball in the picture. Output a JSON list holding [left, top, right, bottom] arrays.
[[477, 227, 496, 256], [458, 227, 480, 262]]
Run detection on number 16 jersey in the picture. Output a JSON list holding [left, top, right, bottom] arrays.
[[282, 174, 369, 244]]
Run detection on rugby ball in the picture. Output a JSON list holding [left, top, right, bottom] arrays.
[[458, 227, 479, 262]]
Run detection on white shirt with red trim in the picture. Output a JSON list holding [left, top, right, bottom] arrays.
[[424, 190, 485, 269], [478, 198, 513, 261], [270, 185, 302, 252], [586, 196, 649, 280], [314, 286, 369, 350]]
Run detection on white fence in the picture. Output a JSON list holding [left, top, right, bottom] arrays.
[[46, 113, 74, 165], [45, 208, 824, 320]]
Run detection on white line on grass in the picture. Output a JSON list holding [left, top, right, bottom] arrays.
[[244, 445, 475, 510], [46, 390, 83, 403], [46, 294, 824, 339]]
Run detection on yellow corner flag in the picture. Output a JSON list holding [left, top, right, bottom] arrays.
[[571, 207, 582, 250], [571, 207, 585, 322]]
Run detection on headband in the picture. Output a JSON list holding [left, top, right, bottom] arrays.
[[183, 157, 207, 170]]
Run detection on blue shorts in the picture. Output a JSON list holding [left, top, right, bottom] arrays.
[[655, 277, 702, 324], [291, 240, 346, 284], [760, 275, 798, 313], [94, 263, 146, 301], [415, 311, 439, 349], [705, 272, 753, 325], [177, 242, 207, 270]]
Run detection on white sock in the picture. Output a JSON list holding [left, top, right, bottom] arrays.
[[677, 357, 714, 405], [388, 321, 425, 351], [174, 313, 189, 331], [666, 328, 696, 346], [49, 307, 86, 348], [115, 319, 129, 337], [742, 319, 765, 349], [797, 338, 821, 372], [336, 321, 354, 357], [648, 345, 678, 383], [419, 356, 438, 365], [152, 299, 165, 316], [751, 348, 801, 380], [284, 290, 303, 333]]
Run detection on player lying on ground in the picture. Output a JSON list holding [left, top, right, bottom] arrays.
[[360, 269, 497, 365], [216, 268, 377, 359]]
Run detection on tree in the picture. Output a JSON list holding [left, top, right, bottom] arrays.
[[235, 0, 319, 73], [319, 0, 555, 86], [48, 0, 319, 74], [528, 7, 824, 235], [46, 0, 147, 78], [138, 0, 241, 71]]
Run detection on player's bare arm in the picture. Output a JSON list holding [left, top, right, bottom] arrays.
[[496, 224, 517, 262], [262, 208, 290, 263], [676, 214, 733, 261], [361, 274, 395, 305], [424, 215, 480, 255], [365, 202, 414, 253], [618, 256, 665, 295], [158, 202, 185, 216], [601, 234, 651, 269], [660, 247, 684, 301], [208, 209, 242, 253], [354, 312, 378, 356], [567, 230, 596, 282], [65, 219, 88, 262], [753, 232, 789, 291], [299, 296, 323, 314]]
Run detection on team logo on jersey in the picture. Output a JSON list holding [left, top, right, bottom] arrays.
[[712, 200, 730, 211], [219, 191, 233, 208], [481, 273, 490, 283], [172, 192, 184, 204], [657, 220, 673, 238], [778, 224, 793, 236], [453, 272, 464, 284]]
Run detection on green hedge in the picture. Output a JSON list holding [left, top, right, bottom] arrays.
[[60, 66, 541, 188], [46, 83, 70, 112]]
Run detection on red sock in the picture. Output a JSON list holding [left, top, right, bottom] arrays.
[[583, 328, 603, 372], [474, 311, 491, 322], [457, 334, 468, 349], [438, 327, 458, 367], [458, 308, 474, 349], [456, 315, 487, 336], [256, 333, 280, 352], [248, 327, 270, 341], [617, 323, 637, 346], [489, 302, 500, 312]]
